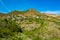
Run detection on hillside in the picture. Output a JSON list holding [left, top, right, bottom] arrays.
[[0, 9, 60, 40]]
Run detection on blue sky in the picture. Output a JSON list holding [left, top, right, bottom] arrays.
[[0, 0, 60, 14]]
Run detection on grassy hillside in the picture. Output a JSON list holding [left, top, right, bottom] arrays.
[[0, 9, 60, 40]]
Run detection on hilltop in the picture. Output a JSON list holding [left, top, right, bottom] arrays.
[[0, 9, 60, 40], [0, 8, 60, 18]]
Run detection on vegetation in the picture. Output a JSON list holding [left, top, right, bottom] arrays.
[[0, 9, 60, 40]]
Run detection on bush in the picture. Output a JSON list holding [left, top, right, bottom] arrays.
[[0, 18, 23, 38]]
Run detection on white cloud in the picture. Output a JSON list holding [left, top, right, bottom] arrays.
[[41, 10, 60, 14]]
